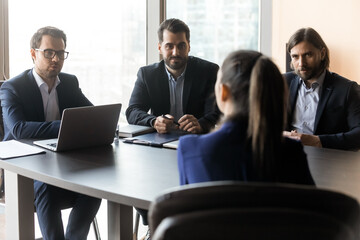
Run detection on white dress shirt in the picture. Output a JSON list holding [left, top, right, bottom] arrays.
[[33, 69, 61, 121]]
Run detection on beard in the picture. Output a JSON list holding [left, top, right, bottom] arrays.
[[294, 63, 323, 81], [164, 56, 187, 70]]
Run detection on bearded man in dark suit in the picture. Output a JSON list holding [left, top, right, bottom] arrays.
[[126, 18, 220, 134], [284, 27, 360, 151]]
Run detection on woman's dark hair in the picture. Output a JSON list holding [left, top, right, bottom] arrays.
[[287, 27, 329, 71], [220, 50, 288, 180]]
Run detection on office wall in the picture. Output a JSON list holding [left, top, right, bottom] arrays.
[[272, 0, 360, 83]]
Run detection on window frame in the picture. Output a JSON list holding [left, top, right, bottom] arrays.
[[260, 0, 272, 56], [0, 0, 9, 80]]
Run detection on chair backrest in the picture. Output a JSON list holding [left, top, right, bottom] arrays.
[[152, 208, 354, 240], [0, 80, 4, 141], [148, 181, 360, 240]]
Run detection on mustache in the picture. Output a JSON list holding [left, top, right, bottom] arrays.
[[299, 67, 309, 71], [169, 56, 183, 60]]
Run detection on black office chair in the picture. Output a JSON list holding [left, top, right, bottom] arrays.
[[152, 208, 354, 240], [148, 181, 360, 240]]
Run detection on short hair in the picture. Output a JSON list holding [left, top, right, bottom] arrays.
[[286, 27, 330, 70], [157, 18, 190, 43], [30, 26, 67, 49]]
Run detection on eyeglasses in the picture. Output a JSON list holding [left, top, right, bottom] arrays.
[[34, 48, 69, 60]]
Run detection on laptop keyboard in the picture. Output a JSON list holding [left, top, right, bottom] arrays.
[[48, 143, 57, 148]]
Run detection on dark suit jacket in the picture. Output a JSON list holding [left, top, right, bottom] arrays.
[[285, 70, 360, 150], [0, 69, 92, 140], [177, 121, 315, 186], [125, 56, 220, 133]]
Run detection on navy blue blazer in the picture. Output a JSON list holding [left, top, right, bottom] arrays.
[[125, 56, 220, 133], [0, 69, 92, 140], [285, 70, 360, 150], [178, 121, 315, 186]]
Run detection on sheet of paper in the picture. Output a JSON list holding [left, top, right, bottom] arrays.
[[163, 140, 179, 149], [0, 140, 45, 159]]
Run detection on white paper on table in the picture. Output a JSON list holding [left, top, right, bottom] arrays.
[[0, 140, 46, 159]]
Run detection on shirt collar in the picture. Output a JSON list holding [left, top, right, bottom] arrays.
[[299, 70, 326, 90], [32, 68, 61, 89], [165, 65, 187, 81]]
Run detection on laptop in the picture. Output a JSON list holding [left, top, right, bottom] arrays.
[[34, 103, 121, 151]]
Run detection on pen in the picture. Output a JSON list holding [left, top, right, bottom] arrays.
[[161, 114, 180, 126]]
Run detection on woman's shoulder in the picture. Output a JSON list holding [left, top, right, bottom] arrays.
[[178, 134, 202, 148], [179, 129, 222, 150], [179, 124, 236, 154], [180, 122, 246, 159]]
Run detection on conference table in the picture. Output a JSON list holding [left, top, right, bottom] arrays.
[[0, 140, 179, 240], [1, 140, 360, 240]]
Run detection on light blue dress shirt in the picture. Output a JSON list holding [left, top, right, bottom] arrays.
[[165, 66, 186, 122], [292, 70, 325, 134]]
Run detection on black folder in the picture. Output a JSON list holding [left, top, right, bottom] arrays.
[[123, 130, 188, 147]]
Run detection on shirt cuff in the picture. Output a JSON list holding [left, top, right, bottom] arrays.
[[149, 117, 156, 128]]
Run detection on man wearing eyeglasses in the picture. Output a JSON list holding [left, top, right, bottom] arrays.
[[0, 26, 101, 239]]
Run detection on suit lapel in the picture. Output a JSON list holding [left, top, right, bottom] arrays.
[[288, 75, 300, 128], [314, 71, 333, 133], [56, 77, 65, 114], [158, 62, 171, 112], [289, 75, 301, 111], [27, 70, 45, 120]]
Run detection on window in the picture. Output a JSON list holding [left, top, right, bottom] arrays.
[[5, 0, 270, 123], [8, 0, 146, 122], [166, 0, 260, 65]]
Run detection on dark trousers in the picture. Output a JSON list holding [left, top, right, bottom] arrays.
[[34, 180, 101, 240], [136, 207, 149, 225]]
